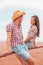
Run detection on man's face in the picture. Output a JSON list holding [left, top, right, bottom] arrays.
[[18, 15, 23, 24]]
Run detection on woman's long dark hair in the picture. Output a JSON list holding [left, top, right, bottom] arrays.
[[32, 15, 40, 37]]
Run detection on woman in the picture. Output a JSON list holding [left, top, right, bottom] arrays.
[[24, 15, 40, 49]]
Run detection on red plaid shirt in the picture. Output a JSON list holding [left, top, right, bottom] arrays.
[[6, 22, 23, 48]]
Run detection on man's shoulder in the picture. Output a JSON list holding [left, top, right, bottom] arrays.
[[6, 22, 14, 29]]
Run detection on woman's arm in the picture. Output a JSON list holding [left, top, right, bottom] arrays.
[[24, 37, 32, 43]]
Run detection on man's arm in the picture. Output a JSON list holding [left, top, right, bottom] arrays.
[[6, 32, 12, 52]]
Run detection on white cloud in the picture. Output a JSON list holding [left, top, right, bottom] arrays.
[[0, 0, 43, 10]]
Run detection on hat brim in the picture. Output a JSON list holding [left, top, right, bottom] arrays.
[[12, 11, 26, 21]]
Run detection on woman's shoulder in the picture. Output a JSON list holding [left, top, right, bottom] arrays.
[[32, 25, 37, 33], [32, 25, 37, 30]]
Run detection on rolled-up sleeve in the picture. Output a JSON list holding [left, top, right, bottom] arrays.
[[28, 26, 37, 38], [6, 23, 13, 32]]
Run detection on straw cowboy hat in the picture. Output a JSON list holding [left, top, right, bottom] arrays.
[[12, 10, 26, 21]]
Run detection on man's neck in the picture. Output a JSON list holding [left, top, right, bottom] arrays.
[[15, 20, 21, 26]]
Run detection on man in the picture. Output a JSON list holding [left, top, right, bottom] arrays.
[[6, 10, 35, 65]]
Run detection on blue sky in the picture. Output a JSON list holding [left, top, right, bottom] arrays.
[[0, 0, 43, 42]]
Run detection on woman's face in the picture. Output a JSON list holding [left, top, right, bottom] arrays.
[[30, 17, 36, 25]]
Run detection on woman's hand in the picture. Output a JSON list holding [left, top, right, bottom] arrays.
[[24, 37, 31, 43]]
